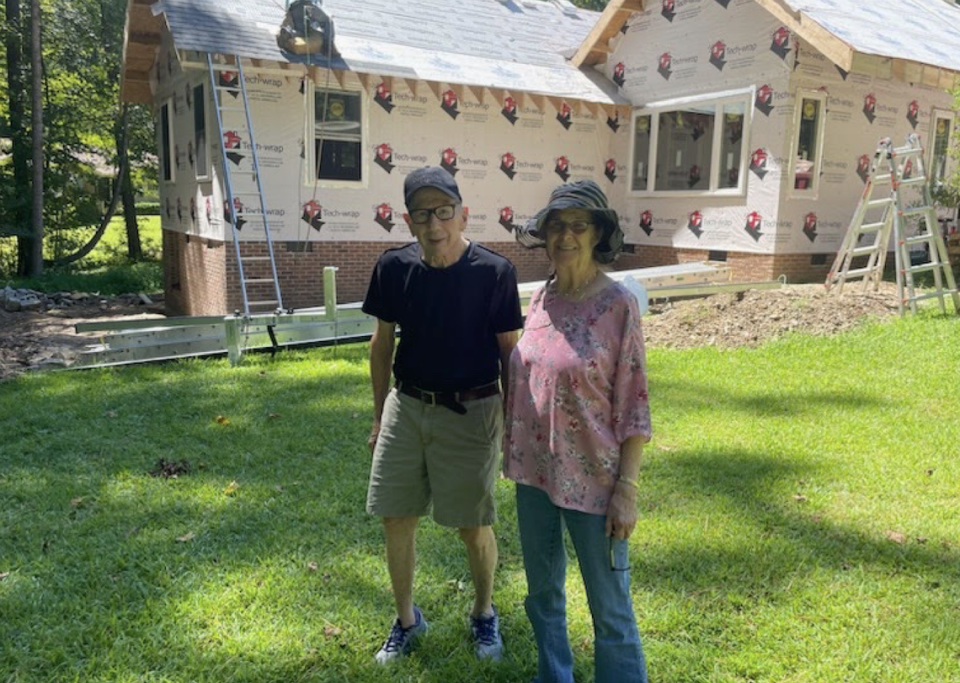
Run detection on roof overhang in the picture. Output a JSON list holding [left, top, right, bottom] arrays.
[[571, 0, 644, 68], [120, 0, 163, 104], [755, 0, 960, 89]]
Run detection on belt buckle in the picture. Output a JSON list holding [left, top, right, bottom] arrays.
[[420, 389, 438, 407]]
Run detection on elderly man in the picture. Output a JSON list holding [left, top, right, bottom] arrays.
[[363, 166, 523, 664]]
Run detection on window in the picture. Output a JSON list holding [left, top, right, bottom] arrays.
[[193, 84, 208, 179], [789, 91, 827, 195], [314, 88, 362, 181], [160, 100, 174, 183], [930, 111, 955, 185], [630, 89, 752, 196]]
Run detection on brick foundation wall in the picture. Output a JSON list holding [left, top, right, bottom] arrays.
[[163, 230, 228, 316], [165, 230, 837, 315]]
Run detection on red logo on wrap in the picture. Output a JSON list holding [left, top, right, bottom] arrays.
[[613, 62, 626, 87], [771, 26, 791, 59], [639, 210, 654, 236], [223, 131, 241, 149], [688, 210, 704, 237]]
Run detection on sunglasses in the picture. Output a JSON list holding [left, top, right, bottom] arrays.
[[543, 219, 595, 235]]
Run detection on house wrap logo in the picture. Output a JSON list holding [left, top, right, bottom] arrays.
[[501, 152, 517, 180], [374, 203, 395, 232], [499, 206, 518, 233], [225, 198, 246, 231], [605, 158, 617, 183], [902, 158, 914, 180], [556, 102, 572, 130], [607, 111, 621, 132], [301, 200, 324, 231], [658, 52, 673, 79], [770, 27, 791, 60], [661, 0, 676, 21], [440, 147, 459, 175], [613, 62, 626, 88], [710, 41, 726, 70], [750, 148, 769, 179], [374, 82, 395, 113], [218, 71, 239, 98], [907, 100, 919, 129], [501, 96, 518, 125], [205, 198, 212, 224], [189, 197, 196, 223], [863, 93, 877, 123], [164, 197, 172, 220], [803, 212, 818, 243], [223, 131, 244, 166], [176, 197, 183, 223], [688, 210, 704, 238], [688, 165, 702, 188], [555, 156, 571, 181], [856, 154, 871, 183], [755, 84, 775, 116], [745, 211, 763, 241], [714, 0, 730, 7], [375, 143, 395, 173], [441, 90, 460, 119], [639, 210, 654, 236]]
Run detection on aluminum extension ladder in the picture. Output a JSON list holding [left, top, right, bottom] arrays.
[[207, 54, 284, 316], [826, 134, 959, 315]]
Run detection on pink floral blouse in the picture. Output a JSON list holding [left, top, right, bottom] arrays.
[[504, 281, 652, 515]]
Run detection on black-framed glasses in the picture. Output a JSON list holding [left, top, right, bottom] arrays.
[[543, 219, 594, 235], [409, 204, 459, 224], [609, 537, 630, 572]]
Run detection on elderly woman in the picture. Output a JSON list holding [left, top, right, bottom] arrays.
[[505, 180, 651, 683]]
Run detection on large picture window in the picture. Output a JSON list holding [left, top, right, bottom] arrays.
[[930, 111, 955, 186], [160, 100, 174, 183], [630, 90, 751, 196], [789, 91, 827, 196], [314, 88, 362, 182]]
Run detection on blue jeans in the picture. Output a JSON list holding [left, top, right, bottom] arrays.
[[516, 484, 647, 683]]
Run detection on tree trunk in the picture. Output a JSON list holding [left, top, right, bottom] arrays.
[[28, 0, 43, 276], [4, 0, 31, 275], [117, 105, 142, 260]]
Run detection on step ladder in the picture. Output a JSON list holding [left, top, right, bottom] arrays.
[[827, 134, 960, 315], [825, 139, 897, 294], [207, 54, 284, 316]]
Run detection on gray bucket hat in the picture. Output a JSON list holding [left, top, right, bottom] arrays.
[[515, 180, 624, 264]]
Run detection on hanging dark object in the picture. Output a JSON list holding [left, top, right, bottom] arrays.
[[278, 0, 338, 57]]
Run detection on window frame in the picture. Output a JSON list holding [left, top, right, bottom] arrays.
[[307, 81, 368, 187], [193, 83, 210, 181], [159, 99, 175, 184], [787, 89, 828, 199], [628, 87, 753, 198], [928, 108, 956, 187]]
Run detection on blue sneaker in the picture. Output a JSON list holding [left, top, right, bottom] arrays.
[[375, 607, 428, 664], [470, 605, 504, 661]]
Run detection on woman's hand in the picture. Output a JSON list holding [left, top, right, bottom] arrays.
[[605, 481, 638, 539]]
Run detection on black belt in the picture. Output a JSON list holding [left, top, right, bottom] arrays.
[[396, 381, 500, 415]]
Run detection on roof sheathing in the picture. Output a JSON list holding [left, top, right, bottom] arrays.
[[125, 0, 627, 105]]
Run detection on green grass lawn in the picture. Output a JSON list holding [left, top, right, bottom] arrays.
[[1, 216, 163, 295], [1, 314, 959, 682]]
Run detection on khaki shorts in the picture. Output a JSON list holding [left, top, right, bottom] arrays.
[[366, 388, 503, 528]]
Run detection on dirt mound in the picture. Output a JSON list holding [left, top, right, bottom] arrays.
[[642, 282, 901, 349]]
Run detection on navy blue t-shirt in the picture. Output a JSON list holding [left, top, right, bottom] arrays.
[[362, 241, 523, 392]]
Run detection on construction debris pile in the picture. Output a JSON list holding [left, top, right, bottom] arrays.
[[1, 287, 155, 313]]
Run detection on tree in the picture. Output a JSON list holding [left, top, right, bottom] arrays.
[[571, 0, 610, 10], [28, 0, 42, 275], [3, 0, 33, 275]]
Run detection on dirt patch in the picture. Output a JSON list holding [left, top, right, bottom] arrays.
[[643, 282, 901, 349], [0, 283, 904, 381], [0, 300, 166, 381]]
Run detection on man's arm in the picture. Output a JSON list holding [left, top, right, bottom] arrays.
[[496, 329, 520, 410], [369, 318, 396, 453]]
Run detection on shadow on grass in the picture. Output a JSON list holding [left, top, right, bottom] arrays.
[[0, 348, 537, 682]]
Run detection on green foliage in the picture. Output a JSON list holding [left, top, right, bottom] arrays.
[[570, 0, 609, 9], [0, 215, 161, 286], [1, 317, 960, 682]]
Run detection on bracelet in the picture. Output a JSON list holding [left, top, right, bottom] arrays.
[[617, 476, 639, 489]]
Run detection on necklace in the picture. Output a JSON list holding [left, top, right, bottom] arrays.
[[552, 269, 599, 301]]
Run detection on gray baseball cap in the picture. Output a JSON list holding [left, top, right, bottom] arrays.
[[403, 166, 463, 208]]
